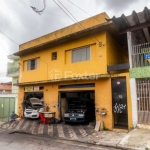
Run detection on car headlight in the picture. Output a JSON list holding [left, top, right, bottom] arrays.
[[64, 113, 69, 117], [39, 108, 44, 113], [33, 110, 38, 113], [78, 114, 85, 117]]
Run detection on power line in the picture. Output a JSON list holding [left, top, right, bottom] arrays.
[[0, 29, 50, 80], [16, 0, 86, 18], [53, 0, 97, 44], [0, 28, 48, 67], [0, 0, 101, 72], [67, 0, 103, 24], [0, 42, 9, 54], [58, 0, 84, 29], [0, 30, 19, 46], [53, 0, 78, 24], [56, 0, 100, 44]]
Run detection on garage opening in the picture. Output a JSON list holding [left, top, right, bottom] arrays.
[[60, 91, 95, 124], [23, 92, 44, 119]]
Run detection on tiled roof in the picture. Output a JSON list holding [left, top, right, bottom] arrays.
[[0, 84, 12, 90], [112, 7, 150, 44]]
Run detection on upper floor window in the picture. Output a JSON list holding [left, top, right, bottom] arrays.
[[52, 52, 57, 60], [72, 46, 90, 63], [27, 58, 38, 70]]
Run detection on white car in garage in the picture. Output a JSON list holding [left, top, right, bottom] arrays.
[[24, 98, 43, 119]]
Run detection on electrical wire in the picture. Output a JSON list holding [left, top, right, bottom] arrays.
[[53, 0, 78, 25], [58, 0, 85, 30], [56, 0, 100, 44], [17, 0, 103, 44], [0, 28, 49, 69], [16, 0, 86, 18], [53, 0, 97, 44], [67, 0, 103, 24], [0, 43, 9, 54], [0, 0, 102, 73], [0, 30, 19, 47]]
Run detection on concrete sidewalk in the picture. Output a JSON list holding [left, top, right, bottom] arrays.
[[0, 119, 150, 150], [119, 128, 150, 150]]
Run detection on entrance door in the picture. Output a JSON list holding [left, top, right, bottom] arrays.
[[0, 98, 15, 122], [112, 78, 128, 128]]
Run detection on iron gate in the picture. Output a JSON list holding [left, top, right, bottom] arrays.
[[137, 79, 150, 124], [0, 97, 15, 122]]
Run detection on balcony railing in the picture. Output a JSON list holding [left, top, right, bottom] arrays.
[[7, 67, 19, 75], [132, 43, 150, 68]]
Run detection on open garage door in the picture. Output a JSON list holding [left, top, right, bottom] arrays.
[[60, 91, 95, 124]]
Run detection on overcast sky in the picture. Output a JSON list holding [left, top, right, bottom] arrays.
[[0, 0, 150, 82]]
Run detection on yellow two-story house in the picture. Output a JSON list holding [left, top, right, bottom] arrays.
[[14, 12, 132, 130]]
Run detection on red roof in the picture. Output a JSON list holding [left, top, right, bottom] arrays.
[[0, 83, 12, 91]]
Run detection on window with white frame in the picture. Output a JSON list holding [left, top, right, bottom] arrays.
[[72, 46, 90, 63], [27, 58, 38, 70]]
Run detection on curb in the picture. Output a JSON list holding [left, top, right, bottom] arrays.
[[7, 129, 143, 150]]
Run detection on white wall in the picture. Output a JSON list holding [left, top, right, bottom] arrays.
[[130, 78, 138, 128]]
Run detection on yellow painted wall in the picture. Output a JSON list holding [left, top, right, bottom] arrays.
[[19, 32, 107, 83], [19, 13, 109, 51], [18, 74, 132, 130], [106, 32, 129, 65], [95, 78, 113, 129], [17, 12, 132, 130]]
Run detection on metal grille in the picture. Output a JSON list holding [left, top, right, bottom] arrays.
[[132, 43, 150, 68], [7, 67, 19, 74], [136, 80, 150, 124]]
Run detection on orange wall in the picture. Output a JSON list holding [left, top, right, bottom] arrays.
[[19, 13, 109, 51], [19, 32, 107, 83], [18, 73, 132, 130], [106, 32, 129, 65], [95, 78, 112, 129]]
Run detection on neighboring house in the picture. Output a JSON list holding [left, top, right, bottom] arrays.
[[0, 55, 20, 122], [0, 82, 16, 122], [14, 12, 132, 130], [0, 82, 12, 94], [112, 7, 150, 128], [7, 54, 20, 94]]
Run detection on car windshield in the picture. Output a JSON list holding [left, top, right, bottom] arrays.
[[30, 98, 42, 104], [68, 102, 87, 110]]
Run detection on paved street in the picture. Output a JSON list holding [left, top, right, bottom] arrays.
[[0, 119, 127, 147], [0, 129, 121, 150], [0, 119, 93, 140]]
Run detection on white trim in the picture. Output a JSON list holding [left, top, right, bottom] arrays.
[[127, 32, 133, 68], [130, 78, 138, 128]]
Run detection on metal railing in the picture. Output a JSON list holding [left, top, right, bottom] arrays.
[[7, 67, 19, 75], [136, 79, 150, 124], [132, 43, 150, 68]]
